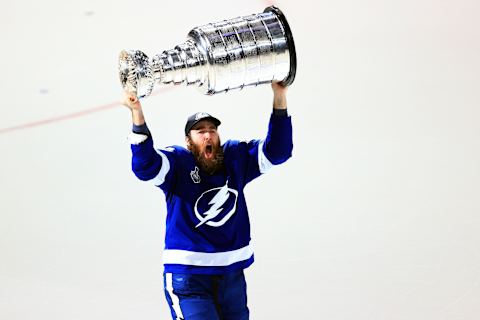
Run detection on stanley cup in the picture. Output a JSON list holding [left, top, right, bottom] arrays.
[[118, 6, 296, 98]]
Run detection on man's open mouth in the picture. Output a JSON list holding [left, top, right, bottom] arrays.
[[205, 145, 213, 158]]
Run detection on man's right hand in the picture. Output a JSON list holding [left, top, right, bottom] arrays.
[[120, 92, 142, 111], [121, 92, 146, 126]]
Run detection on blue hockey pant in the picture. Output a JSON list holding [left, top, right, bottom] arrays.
[[163, 270, 249, 320]]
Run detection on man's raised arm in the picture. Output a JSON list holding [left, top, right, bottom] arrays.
[[121, 92, 161, 181], [263, 82, 293, 165]]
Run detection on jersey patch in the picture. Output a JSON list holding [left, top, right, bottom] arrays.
[[190, 166, 201, 183]]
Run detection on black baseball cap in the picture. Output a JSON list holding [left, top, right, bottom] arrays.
[[184, 112, 221, 136]]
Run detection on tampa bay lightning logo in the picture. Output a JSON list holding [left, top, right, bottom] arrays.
[[194, 181, 238, 228]]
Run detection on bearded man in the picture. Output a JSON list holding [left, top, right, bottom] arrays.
[[121, 82, 293, 320]]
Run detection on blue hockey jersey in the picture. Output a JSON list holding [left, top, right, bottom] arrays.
[[129, 112, 293, 274]]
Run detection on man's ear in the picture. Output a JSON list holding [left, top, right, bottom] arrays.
[[185, 135, 191, 147]]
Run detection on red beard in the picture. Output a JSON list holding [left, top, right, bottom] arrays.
[[188, 140, 225, 175]]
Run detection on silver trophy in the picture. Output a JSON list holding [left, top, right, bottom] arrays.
[[119, 6, 296, 98]]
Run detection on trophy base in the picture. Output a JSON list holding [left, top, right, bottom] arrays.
[[264, 6, 297, 86]]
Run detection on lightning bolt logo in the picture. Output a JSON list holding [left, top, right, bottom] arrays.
[[194, 181, 239, 228]]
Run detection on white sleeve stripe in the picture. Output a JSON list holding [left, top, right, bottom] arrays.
[[127, 132, 148, 145], [258, 140, 274, 174], [150, 150, 170, 187]]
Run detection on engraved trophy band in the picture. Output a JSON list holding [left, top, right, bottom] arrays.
[[119, 6, 297, 98]]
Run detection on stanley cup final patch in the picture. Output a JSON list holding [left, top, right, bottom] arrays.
[[190, 166, 201, 184]]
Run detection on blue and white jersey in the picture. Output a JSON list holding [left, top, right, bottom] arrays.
[[129, 112, 293, 274]]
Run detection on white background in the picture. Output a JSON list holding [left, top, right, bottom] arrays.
[[1, 0, 479, 319]]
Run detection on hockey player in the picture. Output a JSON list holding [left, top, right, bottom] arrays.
[[121, 82, 292, 320]]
